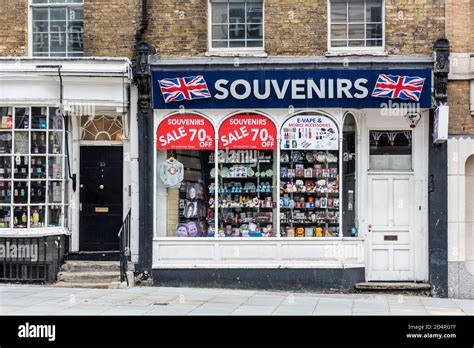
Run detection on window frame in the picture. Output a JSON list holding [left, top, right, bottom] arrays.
[[327, 0, 385, 54], [0, 106, 68, 230], [28, 0, 84, 58], [207, 0, 266, 55]]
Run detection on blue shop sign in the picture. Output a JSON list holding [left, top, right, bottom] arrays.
[[151, 69, 432, 109]]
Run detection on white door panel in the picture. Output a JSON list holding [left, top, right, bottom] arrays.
[[368, 175, 414, 281]]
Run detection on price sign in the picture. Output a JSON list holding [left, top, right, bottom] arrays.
[[219, 114, 277, 150], [157, 114, 214, 150]]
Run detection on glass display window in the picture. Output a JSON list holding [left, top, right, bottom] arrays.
[[156, 114, 215, 238], [0, 106, 67, 230], [216, 114, 278, 238], [280, 114, 340, 238]]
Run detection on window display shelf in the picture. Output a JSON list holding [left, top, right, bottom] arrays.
[[0, 106, 66, 229], [280, 148, 340, 238]]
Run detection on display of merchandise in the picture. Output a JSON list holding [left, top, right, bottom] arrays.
[[280, 149, 340, 237], [0, 207, 11, 228], [0, 132, 12, 154], [0, 107, 65, 229], [0, 157, 12, 179], [49, 132, 61, 154], [216, 150, 275, 237], [160, 157, 184, 188]]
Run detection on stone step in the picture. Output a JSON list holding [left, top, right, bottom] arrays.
[[355, 282, 431, 295], [61, 261, 120, 273], [53, 282, 111, 289], [355, 282, 431, 290], [57, 271, 120, 284]]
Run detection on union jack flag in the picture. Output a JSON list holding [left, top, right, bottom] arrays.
[[158, 75, 211, 103], [372, 74, 425, 102]]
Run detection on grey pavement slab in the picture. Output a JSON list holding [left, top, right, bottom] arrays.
[[231, 305, 277, 315], [244, 295, 285, 307], [190, 302, 241, 315], [273, 305, 315, 315], [0, 285, 472, 316]]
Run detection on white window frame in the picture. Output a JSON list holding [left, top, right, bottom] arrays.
[[28, 0, 84, 58], [207, 0, 266, 56], [0, 106, 68, 231], [327, 0, 385, 54]]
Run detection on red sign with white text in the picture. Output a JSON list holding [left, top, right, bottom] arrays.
[[157, 114, 215, 150], [219, 114, 277, 150]]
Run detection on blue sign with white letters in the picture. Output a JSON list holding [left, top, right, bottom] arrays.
[[151, 69, 432, 109]]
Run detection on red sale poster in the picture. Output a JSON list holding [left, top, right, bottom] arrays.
[[157, 114, 215, 150], [218, 114, 277, 150]]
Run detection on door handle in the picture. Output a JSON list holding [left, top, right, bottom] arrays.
[[368, 224, 373, 233], [79, 203, 82, 212]]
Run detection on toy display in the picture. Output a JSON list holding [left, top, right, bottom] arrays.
[[216, 150, 275, 237], [280, 148, 340, 237]]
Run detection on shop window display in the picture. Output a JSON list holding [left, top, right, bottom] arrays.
[[214, 114, 278, 238], [161, 150, 213, 237], [211, 149, 276, 237], [280, 115, 340, 237], [0, 106, 67, 229]]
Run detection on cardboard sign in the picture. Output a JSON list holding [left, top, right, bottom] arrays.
[[219, 114, 277, 150], [281, 115, 339, 150], [157, 114, 214, 150]]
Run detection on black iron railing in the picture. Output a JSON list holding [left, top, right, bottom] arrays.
[[118, 209, 132, 286], [0, 235, 69, 283]]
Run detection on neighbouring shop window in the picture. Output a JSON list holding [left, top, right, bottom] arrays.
[[329, 0, 384, 49], [369, 130, 412, 171], [31, 0, 84, 57], [0, 106, 67, 229], [280, 114, 340, 237], [210, 0, 263, 49]]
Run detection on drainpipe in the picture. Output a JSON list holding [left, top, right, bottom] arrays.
[[428, 38, 450, 298], [133, 0, 156, 278]]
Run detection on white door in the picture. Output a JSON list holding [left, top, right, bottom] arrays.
[[367, 174, 414, 281]]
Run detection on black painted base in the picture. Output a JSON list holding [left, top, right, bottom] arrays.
[[153, 267, 365, 292], [68, 251, 120, 261]]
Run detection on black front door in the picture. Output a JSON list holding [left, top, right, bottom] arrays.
[[80, 146, 123, 251]]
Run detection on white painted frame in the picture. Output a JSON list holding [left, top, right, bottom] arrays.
[[359, 109, 429, 281], [28, 0, 84, 58], [327, 0, 386, 54], [207, 0, 266, 56]]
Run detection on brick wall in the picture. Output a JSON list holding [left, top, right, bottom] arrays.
[[143, 0, 445, 57], [83, 0, 140, 58], [448, 81, 473, 135], [446, 0, 472, 53], [0, 0, 446, 58], [0, 0, 27, 57], [385, 0, 445, 55]]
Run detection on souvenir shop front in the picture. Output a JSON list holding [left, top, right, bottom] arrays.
[[150, 58, 433, 290]]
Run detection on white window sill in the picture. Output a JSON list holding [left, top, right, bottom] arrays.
[[325, 50, 388, 57], [205, 50, 268, 58]]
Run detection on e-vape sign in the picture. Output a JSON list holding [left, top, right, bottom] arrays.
[[156, 114, 214, 150], [281, 115, 339, 150], [219, 114, 277, 150]]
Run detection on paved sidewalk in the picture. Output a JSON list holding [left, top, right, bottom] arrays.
[[0, 285, 472, 316]]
